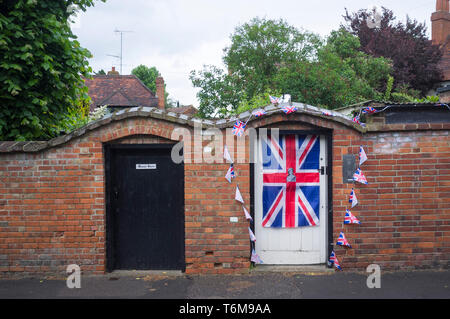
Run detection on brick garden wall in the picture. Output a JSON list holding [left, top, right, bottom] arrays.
[[0, 109, 449, 276]]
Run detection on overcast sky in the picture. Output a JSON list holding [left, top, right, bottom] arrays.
[[72, 0, 435, 107]]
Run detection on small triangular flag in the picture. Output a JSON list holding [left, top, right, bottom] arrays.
[[223, 145, 233, 163], [353, 168, 368, 185], [235, 185, 244, 203], [344, 209, 361, 225], [225, 163, 235, 183], [349, 188, 358, 208], [336, 231, 352, 248], [329, 251, 342, 270], [243, 206, 252, 221], [251, 249, 263, 264], [248, 227, 256, 242], [359, 146, 368, 166]]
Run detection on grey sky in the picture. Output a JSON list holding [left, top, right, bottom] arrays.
[[72, 0, 435, 107]]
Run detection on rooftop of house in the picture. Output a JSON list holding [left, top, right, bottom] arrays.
[[83, 72, 159, 111]]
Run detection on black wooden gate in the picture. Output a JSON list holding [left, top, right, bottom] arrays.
[[105, 144, 185, 271]]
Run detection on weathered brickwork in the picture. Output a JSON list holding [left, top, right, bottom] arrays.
[[0, 109, 449, 276]]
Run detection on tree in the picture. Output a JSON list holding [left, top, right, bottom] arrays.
[[0, 0, 104, 140], [131, 64, 175, 108], [275, 29, 391, 108], [223, 17, 322, 99], [191, 18, 392, 117], [131, 64, 159, 92], [342, 7, 443, 94]]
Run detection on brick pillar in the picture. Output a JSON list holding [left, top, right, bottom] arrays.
[[155, 76, 165, 110]]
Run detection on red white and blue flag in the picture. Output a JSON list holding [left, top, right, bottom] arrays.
[[349, 188, 358, 208], [353, 168, 368, 185], [252, 109, 266, 117], [329, 251, 342, 270], [281, 106, 297, 114], [359, 146, 367, 166], [261, 134, 320, 228], [336, 231, 351, 248], [362, 106, 377, 114], [248, 227, 256, 242], [251, 249, 263, 264], [225, 163, 235, 183], [344, 209, 361, 225], [322, 111, 332, 116], [232, 120, 246, 137], [269, 95, 281, 105]]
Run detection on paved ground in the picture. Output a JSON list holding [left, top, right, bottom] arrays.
[[0, 269, 449, 299]]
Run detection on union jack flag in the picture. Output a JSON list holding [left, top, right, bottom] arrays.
[[252, 109, 266, 117], [353, 168, 368, 185], [281, 106, 297, 114], [352, 115, 361, 124], [225, 163, 235, 183], [261, 134, 320, 228], [344, 209, 361, 225], [269, 95, 281, 105], [232, 120, 246, 137], [251, 249, 263, 264], [349, 188, 358, 208], [329, 251, 342, 270], [336, 231, 351, 248], [359, 146, 367, 166], [362, 106, 377, 114], [322, 111, 332, 116]]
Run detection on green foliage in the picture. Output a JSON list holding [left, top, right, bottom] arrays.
[[191, 19, 392, 118], [190, 65, 242, 118], [235, 90, 281, 115], [131, 64, 159, 92], [384, 75, 394, 101], [0, 0, 104, 141], [223, 17, 322, 100], [275, 29, 390, 109], [131, 64, 175, 109], [413, 95, 440, 103]]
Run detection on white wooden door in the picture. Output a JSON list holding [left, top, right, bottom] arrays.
[[254, 133, 328, 264]]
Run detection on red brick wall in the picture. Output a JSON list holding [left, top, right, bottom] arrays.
[[0, 113, 449, 276]]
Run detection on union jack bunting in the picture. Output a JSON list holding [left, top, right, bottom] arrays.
[[269, 95, 281, 105], [223, 144, 233, 163], [261, 134, 320, 228], [344, 209, 361, 225], [235, 185, 244, 203], [329, 251, 342, 270], [232, 120, 246, 137], [252, 109, 266, 117], [281, 105, 297, 114], [353, 168, 368, 185], [225, 164, 235, 183], [349, 188, 358, 208], [251, 249, 263, 264], [352, 115, 361, 124], [248, 227, 256, 242], [359, 146, 367, 166], [336, 231, 352, 248], [362, 106, 377, 114], [243, 206, 253, 221], [322, 111, 332, 116]]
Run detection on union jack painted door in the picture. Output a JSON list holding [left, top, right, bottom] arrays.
[[254, 133, 328, 264]]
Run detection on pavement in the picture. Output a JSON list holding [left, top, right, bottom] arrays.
[[0, 268, 449, 299]]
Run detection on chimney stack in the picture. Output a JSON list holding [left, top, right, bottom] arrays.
[[107, 66, 120, 75], [155, 75, 165, 110], [432, 0, 450, 45]]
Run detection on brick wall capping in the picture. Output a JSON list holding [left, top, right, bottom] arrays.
[[2, 101, 449, 153]]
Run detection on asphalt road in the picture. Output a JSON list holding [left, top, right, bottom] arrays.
[[0, 269, 449, 299]]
